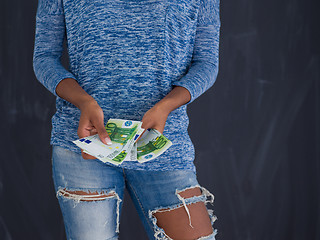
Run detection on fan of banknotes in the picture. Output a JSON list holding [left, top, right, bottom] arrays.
[[72, 118, 172, 165]]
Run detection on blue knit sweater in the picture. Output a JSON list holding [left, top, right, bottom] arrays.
[[33, 0, 220, 173]]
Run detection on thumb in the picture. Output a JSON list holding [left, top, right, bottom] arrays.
[[95, 122, 112, 146]]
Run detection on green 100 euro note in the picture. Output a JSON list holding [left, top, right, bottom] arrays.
[[72, 118, 172, 165], [72, 119, 143, 165], [136, 129, 172, 163]]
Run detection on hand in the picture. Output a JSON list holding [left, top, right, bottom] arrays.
[[141, 104, 170, 135], [140, 86, 190, 136], [77, 100, 112, 159]]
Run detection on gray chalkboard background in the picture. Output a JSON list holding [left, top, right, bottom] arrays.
[[0, 0, 319, 239]]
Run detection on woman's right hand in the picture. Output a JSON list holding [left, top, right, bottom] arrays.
[[77, 100, 112, 159]]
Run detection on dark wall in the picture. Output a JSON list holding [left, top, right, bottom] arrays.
[[0, 0, 319, 239]]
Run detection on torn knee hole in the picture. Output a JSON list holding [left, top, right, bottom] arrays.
[[57, 188, 116, 201], [175, 186, 215, 229], [151, 202, 214, 240], [177, 186, 203, 199], [149, 186, 217, 239], [150, 186, 203, 215]]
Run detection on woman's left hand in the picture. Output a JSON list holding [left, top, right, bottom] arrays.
[[141, 104, 170, 134], [141, 86, 191, 135]]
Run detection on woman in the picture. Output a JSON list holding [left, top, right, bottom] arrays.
[[33, 0, 220, 239]]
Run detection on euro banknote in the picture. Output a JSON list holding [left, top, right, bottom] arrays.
[[136, 129, 172, 163], [73, 119, 143, 165], [72, 118, 172, 165]]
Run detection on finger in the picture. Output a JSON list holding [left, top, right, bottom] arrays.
[[141, 120, 152, 132], [78, 118, 93, 139], [153, 126, 164, 134], [92, 118, 112, 145], [90, 128, 98, 135], [81, 149, 96, 159], [84, 153, 96, 159], [82, 153, 96, 160]]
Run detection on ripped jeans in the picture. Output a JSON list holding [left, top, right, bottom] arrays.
[[52, 145, 218, 240]]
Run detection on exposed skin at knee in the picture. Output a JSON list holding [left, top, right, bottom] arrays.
[[152, 187, 214, 240], [57, 187, 123, 233], [58, 188, 116, 202]]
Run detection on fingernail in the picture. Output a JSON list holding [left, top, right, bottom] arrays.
[[106, 138, 112, 145]]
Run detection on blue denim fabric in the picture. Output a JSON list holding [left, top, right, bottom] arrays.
[[52, 145, 218, 240], [33, 0, 221, 172]]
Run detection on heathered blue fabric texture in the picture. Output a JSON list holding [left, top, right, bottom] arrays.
[[33, 0, 220, 172]]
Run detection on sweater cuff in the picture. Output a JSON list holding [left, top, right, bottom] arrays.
[[172, 80, 196, 106], [51, 72, 77, 97]]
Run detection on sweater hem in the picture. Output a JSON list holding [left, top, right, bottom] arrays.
[[50, 138, 197, 173]]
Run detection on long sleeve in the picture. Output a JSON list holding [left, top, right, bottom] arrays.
[[172, 0, 221, 104], [32, 0, 77, 97]]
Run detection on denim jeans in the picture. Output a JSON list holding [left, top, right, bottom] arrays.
[[51, 145, 218, 240]]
